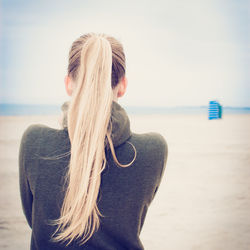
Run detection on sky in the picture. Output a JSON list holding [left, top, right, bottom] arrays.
[[0, 0, 249, 107]]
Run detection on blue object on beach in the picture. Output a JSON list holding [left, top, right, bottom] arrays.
[[208, 101, 222, 120]]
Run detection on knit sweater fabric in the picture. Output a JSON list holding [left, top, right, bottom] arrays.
[[19, 101, 168, 250]]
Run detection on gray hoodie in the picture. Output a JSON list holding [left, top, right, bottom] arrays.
[[19, 101, 168, 250]]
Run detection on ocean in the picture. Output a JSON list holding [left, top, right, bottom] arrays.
[[0, 103, 250, 116]]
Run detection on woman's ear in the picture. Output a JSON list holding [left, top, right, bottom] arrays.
[[64, 75, 73, 96], [117, 77, 128, 98]]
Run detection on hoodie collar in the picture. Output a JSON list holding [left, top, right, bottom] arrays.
[[61, 101, 131, 147]]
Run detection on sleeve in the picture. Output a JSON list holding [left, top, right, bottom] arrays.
[[159, 134, 168, 181], [18, 125, 37, 228], [151, 133, 168, 200]]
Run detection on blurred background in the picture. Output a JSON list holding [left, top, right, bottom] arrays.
[[0, 0, 249, 111], [0, 1, 250, 250]]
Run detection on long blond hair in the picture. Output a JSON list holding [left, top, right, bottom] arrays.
[[52, 33, 131, 245]]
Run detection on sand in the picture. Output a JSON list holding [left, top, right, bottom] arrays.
[[0, 113, 249, 250]]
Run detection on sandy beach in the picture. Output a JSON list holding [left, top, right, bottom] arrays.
[[0, 113, 249, 250]]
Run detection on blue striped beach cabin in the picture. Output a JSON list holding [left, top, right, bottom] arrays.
[[208, 100, 222, 120]]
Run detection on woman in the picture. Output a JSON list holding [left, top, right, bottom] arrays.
[[19, 33, 168, 250]]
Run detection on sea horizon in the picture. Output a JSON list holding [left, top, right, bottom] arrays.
[[0, 103, 250, 116]]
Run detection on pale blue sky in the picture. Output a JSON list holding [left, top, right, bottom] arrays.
[[0, 0, 249, 106]]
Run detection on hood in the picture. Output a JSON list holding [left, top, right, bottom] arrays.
[[61, 101, 131, 147]]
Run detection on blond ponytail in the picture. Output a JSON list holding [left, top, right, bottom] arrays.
[[52, 34, 113, 245]]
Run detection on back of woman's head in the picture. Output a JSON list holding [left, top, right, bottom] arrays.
[[68, 33, 126, 88], [51, 33, 127, 245]]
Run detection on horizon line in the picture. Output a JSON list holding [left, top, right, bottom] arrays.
[[1, 103, 250, 109]]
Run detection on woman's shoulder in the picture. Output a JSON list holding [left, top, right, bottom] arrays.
[[130, 132, 167, 153], [19, 124, 69, 167], [20, 124, 67, 150], [129, 131, 168, 165], [21, 124, 57, 140], [22, 123, 66, 137], [22, 123, 47, 136], [20, 124, 45, 147]]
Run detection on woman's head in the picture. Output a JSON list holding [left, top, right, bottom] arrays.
[[52, 33, 128, 245], [65, 33, 127, 98]]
